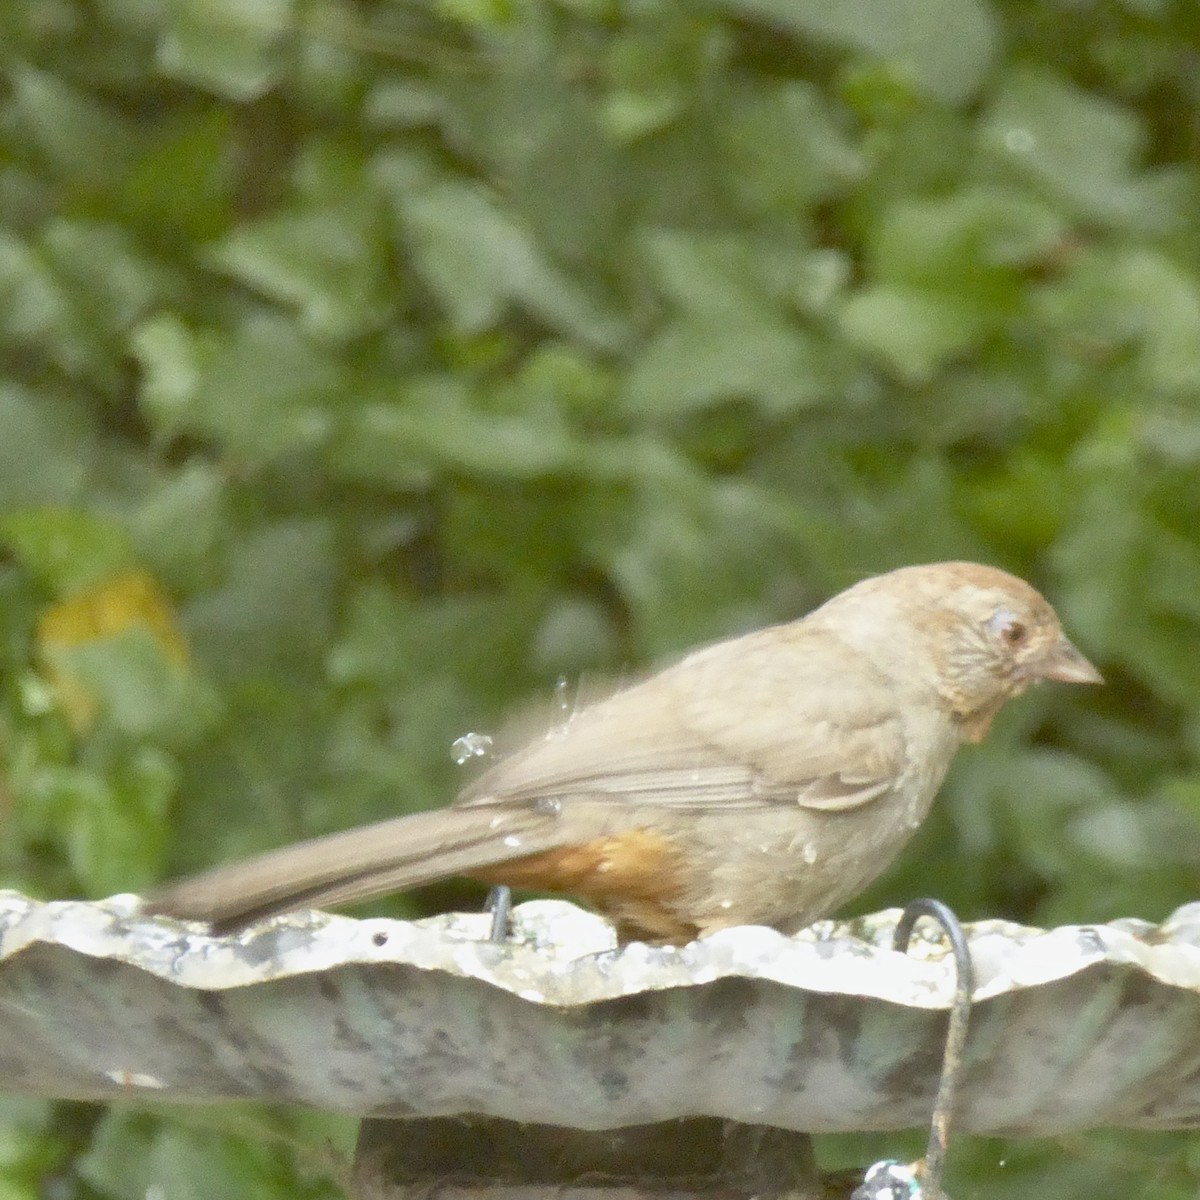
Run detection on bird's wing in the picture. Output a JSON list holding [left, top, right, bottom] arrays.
[[459, 623, 907, 814]]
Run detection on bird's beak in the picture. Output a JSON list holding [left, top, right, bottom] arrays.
[[1037, 635, 1103, 685]]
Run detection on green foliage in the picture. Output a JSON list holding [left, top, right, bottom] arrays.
[[2, 0, 1200, 1194]]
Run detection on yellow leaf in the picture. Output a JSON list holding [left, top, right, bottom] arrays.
[[37, 571, 190, 731]]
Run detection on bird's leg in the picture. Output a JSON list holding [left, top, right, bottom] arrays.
[[485, 885, 513, 942]]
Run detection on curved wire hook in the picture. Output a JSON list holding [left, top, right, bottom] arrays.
[[892, 898, 975, 1199], [853, 900, 973, 1198]]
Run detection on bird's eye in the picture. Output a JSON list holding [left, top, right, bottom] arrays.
[[986, 609, 1027, 647]]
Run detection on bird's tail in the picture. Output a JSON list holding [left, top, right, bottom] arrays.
[[145, 804, 567, 929]]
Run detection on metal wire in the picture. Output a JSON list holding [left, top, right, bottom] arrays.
[[892, 898, 975, 1199]]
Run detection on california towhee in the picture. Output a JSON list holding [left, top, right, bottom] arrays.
[[149, 562, 1101, 940]]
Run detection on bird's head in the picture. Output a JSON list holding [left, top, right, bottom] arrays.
[[828, 562, 1102, 743]]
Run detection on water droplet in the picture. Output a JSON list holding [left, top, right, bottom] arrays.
[[503, 835, 522, 848], [802, 843, 818, 865], [596, 859, 613, 873], [104, 1068, 165, 1089], [547, 676, 574, 736], [719, 899, 733, 910], [489, 815, 504, 830], [534, 796, 562, 816], [859, 1160, 918, 1197], [451, 731, 493, 765]]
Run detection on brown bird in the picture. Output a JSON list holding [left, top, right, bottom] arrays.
[[148, 562, 1101, 941]]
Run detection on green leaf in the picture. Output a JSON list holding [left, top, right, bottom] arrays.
[[958, 451, 1069, 550], [390, 179, 626, 348], [78, 1109, 324, 1200], [120, 108, 235, 239], [9, 67, 139, 191], [44, 221, 168, 372], [44, 220, 166, 330], [74, 1110, 158, 1200], [981, 66, 1187, 231], [1037, 247, 1200, 394], [720, 80, 864, 214], [45, 629, 220, 746], [132, 461, 229, 590], [717, 0, 997, 102], [602, 18, 695, 141], [640, 227, 818, 321], [206, 149, 391, 339], [48, 747, 178, 894], [156, 0, 295, 101], [330, 583, 533, 698], [332, 379, 587, 481], [0, 220, 167, 387], [430, 24, 618, 262], [129, 314, 206, 435], [625, 316, 835, 418], [183, 518, 337, 678], [0, 232, 68, 351], [838, 285, 989, 382], [0, 387, 87, 510], [437, 0, 515, 26], [589, 478, 808, 654], [208, 204, 392, 339], [870, 188, 1068, 291], [0, 1100, 60, 1194], [0, 509, 135, 596], [132, 312, 344, 458], [1051, 478, 1145, 653]]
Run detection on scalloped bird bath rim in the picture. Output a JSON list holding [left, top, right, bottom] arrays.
[[2, 892, 1200, 1135]]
